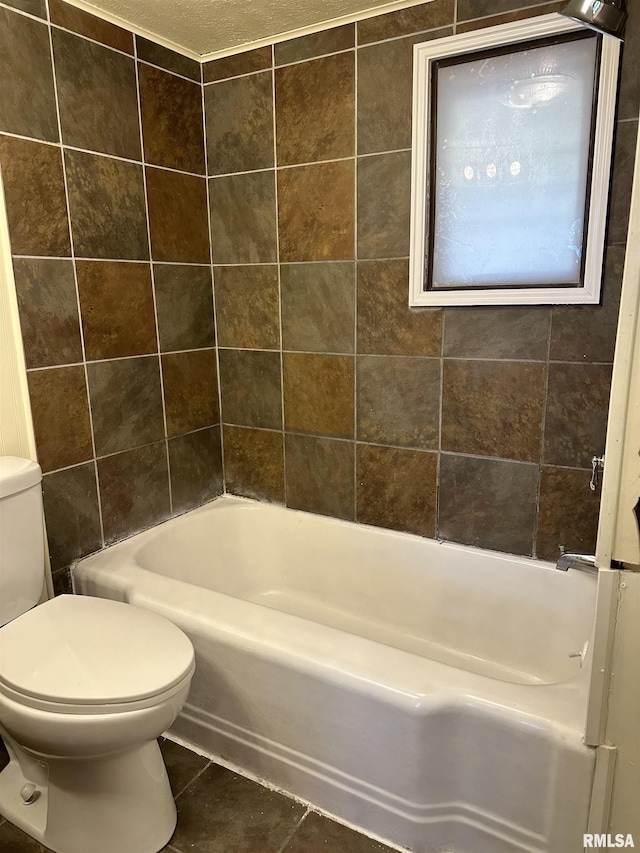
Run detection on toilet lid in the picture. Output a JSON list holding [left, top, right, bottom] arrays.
[[0, 595, 194, 706]]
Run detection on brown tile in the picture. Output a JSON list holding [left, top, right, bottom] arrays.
[[162, 349, 219, 437], [203, 46, 272, 84], [205, 71, 274, 174], [0, 136, 70, 256], [214, 265, 280, 349], [357, 259, 442, 356], [608, 120, 638, 245], [27, 365, 93, 472], [456, 0, 557, 22], [219, 349, 282, 429], [357, 443, 436, 537], [52, 567, 73, 596], [550, 245, 623, 363], [139, 64, 205, 174], [444, 307, 550, 360], [357, 0, 454, 44], [154, 264, 215, 352], [49, 0, 133, 53], [456, 1, 566, 32], [617, 0, 639, 121], [13, 258, 82, 368], [2, 0, 46, 18], [98, 441, 170, 544], [65, 149, 148, 260], [159, 738, 210, 799], [136, 36, 200, 82], [42, 462, 101, 571], [281, 262, 355, 353], [76, 260, 156, 360], [285, 433, 354, 520], [0, 819, 52, 852], [168, 426, 223, 514], [87, 356, 165, 455], [209, 170, 277, 264], [536, 466, 600, 562], [357, 30, 450, 156], [283, 352, 354, 439], [275, 53, 354, 166], [278, 161, 355, 261], [438, 453, 538, 554], [357, 151, 411, 259], [442, 360, 545, 462], [283, 811, 397, 853], [223, 425, 284, 502], [146, 167, 210, 263], [0, 8, 57, 141], [357, 356, 440, 449], [53, 29, 141, 159], [544, 362, 612, 468], [170, 763, 304, 853], [275, 24, 354, 65]]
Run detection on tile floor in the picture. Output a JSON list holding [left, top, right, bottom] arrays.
[[0, 737, 398, 852]]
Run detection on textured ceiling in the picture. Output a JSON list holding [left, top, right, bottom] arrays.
[[75, 0, 426, 58]]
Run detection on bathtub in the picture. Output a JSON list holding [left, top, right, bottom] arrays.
[[73, 496, 597, 853]]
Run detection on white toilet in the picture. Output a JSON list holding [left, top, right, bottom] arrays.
[[0, 456, 195, 853]]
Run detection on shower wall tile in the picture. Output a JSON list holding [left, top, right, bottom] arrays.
[[356, 444, 437, 538], [283, 353, 354, 439], [214, 265, 280, 349], [456, 1, 566, 32], [438, 454, 538, 555], [3, 0, 47, 19], [536, 466, 600, 562], [76, 261, 156, 361], [607, 119, 638, 245], [443, 307, 550, 360], [357, 260, 442, 356], [219, 349, 282, 430], [0, 8, 58, 142], [543, 363, 612, 469], [275, 53, 355, 166], [0, 136, 70, 256], [277, 160, 355, 261], [139, 64, 205, 174], [136, 36, 200, 81], [169, 427, 223, 514], [52, 29, 141, 159], [65, 150, 148, 259], [209, 170, 278, 263], [154, 264, 215, 352], [357, 0, 454, 44], [224, 426, 285, 503], [162, 349, 219, 437], [87, 356, 165, 456], [203, 46, 272, 84], [42, 462, 102, 572], [281, 262, 355, 354], [275, 25, 354, 65], [13, 258, 82, 369], [49, 0, 133, 53], [27, 366, 93, 473], [98, 441, 171, 544], [442, 360, 546, 462], [357, 356, 440, 450], [617, 0, 639, 121], [357, 151, 411, 259], [146, 167, 210, 263], [205, 72, 274, 174], [285, 433, 354, 520]]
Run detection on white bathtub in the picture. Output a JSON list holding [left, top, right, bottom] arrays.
[[73, 496, 597, 853]]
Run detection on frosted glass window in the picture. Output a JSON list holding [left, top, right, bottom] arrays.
[[429, 33, 599, 290]]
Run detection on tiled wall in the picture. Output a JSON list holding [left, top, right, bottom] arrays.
[[203, 0, 639, 560], [0, 0, 222, 593]]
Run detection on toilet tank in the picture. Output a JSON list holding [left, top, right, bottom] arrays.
[[0, 457, 45, 626]]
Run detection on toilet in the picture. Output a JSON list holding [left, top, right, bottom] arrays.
[[0, 456, 195, 853]]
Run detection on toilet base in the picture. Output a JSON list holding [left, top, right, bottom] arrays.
[[0, 736, 176, 853]]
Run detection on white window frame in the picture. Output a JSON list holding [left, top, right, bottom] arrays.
[[409, 13, 621, 307]]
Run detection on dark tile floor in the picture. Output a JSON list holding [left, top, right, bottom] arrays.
[[0, 737, 398, 852]]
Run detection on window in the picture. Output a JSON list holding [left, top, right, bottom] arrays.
[[409, 14, 621, 306]]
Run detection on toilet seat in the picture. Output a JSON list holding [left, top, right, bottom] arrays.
[[0, 594, 195, 714]]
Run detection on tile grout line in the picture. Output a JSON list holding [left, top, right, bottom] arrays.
[[133, 37, 174, 517], [533, 311, 555, 557], [44, 0, 106, 549], [353, 35, 359, 524], [274, 807, 312, 853]]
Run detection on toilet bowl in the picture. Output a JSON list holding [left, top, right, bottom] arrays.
[[0, 594, 195, 853]]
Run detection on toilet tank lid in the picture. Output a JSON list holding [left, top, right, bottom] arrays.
[[0, 457, 42, 499]]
